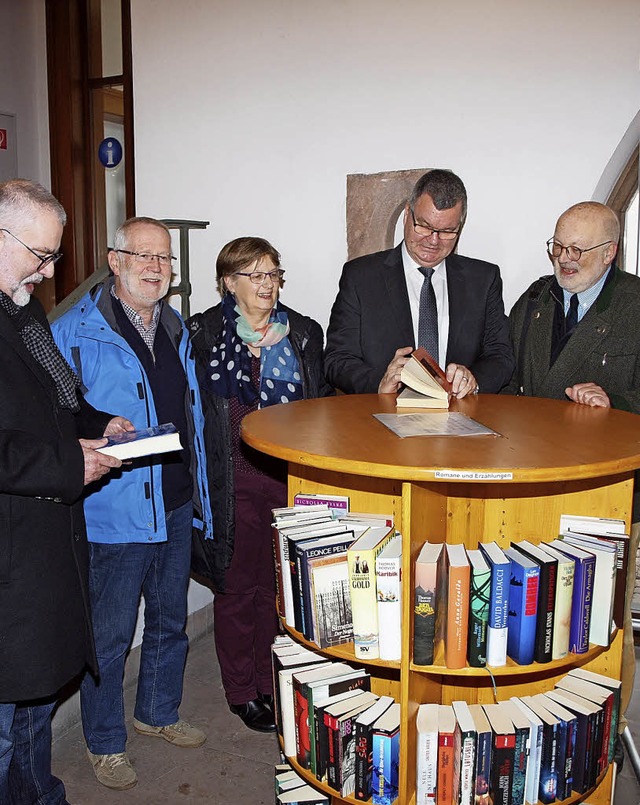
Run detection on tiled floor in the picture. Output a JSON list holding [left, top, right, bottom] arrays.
[[52, 630, 640, 804]]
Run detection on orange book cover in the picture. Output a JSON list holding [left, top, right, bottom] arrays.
[[436, 705, 456, 805], [444, 544, 471, 669]]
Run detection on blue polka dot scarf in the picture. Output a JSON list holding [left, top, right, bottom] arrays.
[[208, 293, 304, 408]]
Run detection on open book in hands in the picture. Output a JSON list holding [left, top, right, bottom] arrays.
[[96, 422, 183, 460], [396, 348, 452, 409]]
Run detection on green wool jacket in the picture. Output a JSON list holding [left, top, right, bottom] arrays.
[[503, 267, 640, 414]]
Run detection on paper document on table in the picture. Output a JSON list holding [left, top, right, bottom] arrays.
[[373, 412, 500, 438]]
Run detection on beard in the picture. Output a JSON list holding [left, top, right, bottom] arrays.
[[12, 274, 41, 306]]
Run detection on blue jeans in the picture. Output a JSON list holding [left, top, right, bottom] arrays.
[[81, 501, 193, 755], [0, 700, 68, 804]]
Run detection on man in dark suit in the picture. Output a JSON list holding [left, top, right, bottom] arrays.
[[0, 179, 128, 803], [325, 169, 514, 396]]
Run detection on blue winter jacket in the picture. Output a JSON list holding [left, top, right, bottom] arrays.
[[51, 279, 213, 544]]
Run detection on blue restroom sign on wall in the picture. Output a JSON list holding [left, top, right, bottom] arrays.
[[98, 137, 123, 168]]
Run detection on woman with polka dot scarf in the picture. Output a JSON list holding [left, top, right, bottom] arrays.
[[187, 237, 332, 733]]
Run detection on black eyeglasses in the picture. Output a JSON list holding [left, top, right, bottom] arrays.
[[546, 238, 612, 262], [410, 209, 460, 241], [111, 249, 176, 266], [233, 269, 285, 285], [0, 228, 63, 269]]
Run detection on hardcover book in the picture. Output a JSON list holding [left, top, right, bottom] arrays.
[[519, 696, 559, 804], [375, 536, 403, 661], [316, 689, 372, 785], [479, 542, 511, 667], [272, 645, 327, 741], [560, 533, 616, 646], [414, 542, 445, 666], [436, 705, 456, 805], [276, 784, 330, 804], [452, 700, 477, 805], [293, 493, 350, 512], [309, 552, 353, 649], [416, 702, 439, 805], [548, 540, 596, 654], [468, 704, 493, 805], [96, 422, 182, 459], [567, 667, 621, 763], [556, 675, 613, 776], [483, 703, 516, 805], [544, 688, 600, 794], [467, 549, 491, 668], [348, 526, 397, 659], [504, 546, 540, 666], [444, 544, 471, 669], [397, 347, 452, 408], [354, 695, 394, 801], [279, 661, 332, 758], [371, 703, 401, 805], [324, 691, 378, 790], [498, 700, 531, 805], [533, 694, 576, 801], [510, 697, 543, 805], [512, 540, 557, 663], [533, 543, 574, 660], [331, 694, 380, 797]]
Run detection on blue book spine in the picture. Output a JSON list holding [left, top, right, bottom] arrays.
[[371, 728, 400, 805], [474, 729, 492, 804], [538, 721, 558, 804], [482, 552, 510, 666], [507, 563, 539, 665], [569, 556, 595, 653]]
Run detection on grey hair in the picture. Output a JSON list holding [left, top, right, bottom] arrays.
[[112, 216, 171, 252], [0, 178, 67, 230], [409, 169, 468, 225]]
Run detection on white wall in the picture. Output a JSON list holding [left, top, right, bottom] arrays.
[[0, 0, 50, 184], [131, 0, 639, 320]]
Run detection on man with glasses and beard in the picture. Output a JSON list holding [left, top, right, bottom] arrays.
[[504, 200, 640, 761], [324, 169, 514, 397], [0, 178, 127, 804], [52, 217, 212, 792]]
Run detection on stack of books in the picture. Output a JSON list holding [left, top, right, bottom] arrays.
[[271, 637, 399, 803], [412, 513, 628, 670], [416, 666, 620, 805]]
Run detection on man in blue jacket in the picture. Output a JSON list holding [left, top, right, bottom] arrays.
[[52, 217, 213, 791]]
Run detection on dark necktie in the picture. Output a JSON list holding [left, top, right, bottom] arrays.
[[565, 293, 579, 336], [417, 266, 439, 361]]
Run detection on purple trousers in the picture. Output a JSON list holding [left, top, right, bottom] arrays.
[[214, 472, 287, 705]]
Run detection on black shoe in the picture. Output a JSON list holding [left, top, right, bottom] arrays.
[[257, 691, 274, 710], [229, 699, 276, 733]]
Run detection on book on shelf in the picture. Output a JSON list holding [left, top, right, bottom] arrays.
[[276, 784, 330, 804], [560, 532, 616, 645], [292, 662, 353, 769], [547, 539, 596, 654], [452, 700, 477, 805], [556, 674, 614, 777], [479, 542, 511, 667], [397, 347, 452, 409], [414, 542, 445, 666], [436, 705, 456, 805], [276, 769, 308, 795], [293, 493, 350, 513], [96, 422, 182, 459], [273, 504, 332, 521], [273, 648, 328, 748], [519, 696, 559, 805], [296, 530, 359, 641], [348, 525, 397, 659], [354, 695, 395, 801], [512, 540, 557, 664], [532, 693, 576, 801], [328, 692, 379, 797], [371, 702, 401, 805], [559, 513, 626, 537], [444, 544, 470, 669], [468, 704, 493, 805], [567, 667, 621, 764], [544, 688, 600, 794], [504, 546, 540, 666], [510, 697, 543, 805], [533, 542, 574, 661], [303, 667, 371, 777], [308, 551, 352, 648], [341, 512, 395, 529], [560, 529, 629, 630], [375, 536, 403, 661], [467, 548, 491, 668], [498, 700, 531, 805], [416, 702, 439, 805], [316, 688, 374, 785], [483, 703, 516, 805]]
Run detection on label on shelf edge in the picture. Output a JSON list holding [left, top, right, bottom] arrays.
[[434, 470, 514, 481]]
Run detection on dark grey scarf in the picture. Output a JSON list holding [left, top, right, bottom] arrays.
[[0, 291, 80, 412]]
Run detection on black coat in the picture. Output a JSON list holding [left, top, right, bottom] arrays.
[[324, 244, 515, 394], [187, 302, 332, 592], [0, 298, 110, 702]]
